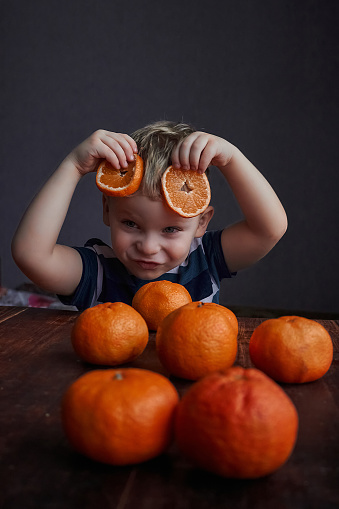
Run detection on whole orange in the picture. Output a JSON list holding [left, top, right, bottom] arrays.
[[132, 280, 192, 331], [61, 368, 179, 465], [174, 367, 298, 478], [249, 316, 333, 383], [156, 301, 238, 380], [71, 302, 148, 365]]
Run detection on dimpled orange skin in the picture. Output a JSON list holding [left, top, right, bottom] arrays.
[[249, 316, 333, 383], [61, 368, 179, 465], [71, 302, 149, 366], [132, 281, 192, 331], [174, 367, 299, 479], [156, 301, 238, 380]]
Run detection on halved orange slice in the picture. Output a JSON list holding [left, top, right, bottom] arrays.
[[161, 166, 211, 217], [96, 154, 144, 196]]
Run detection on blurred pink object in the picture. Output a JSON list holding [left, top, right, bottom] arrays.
[[0, 286, 75, 310], [28, 293, 56, 308]]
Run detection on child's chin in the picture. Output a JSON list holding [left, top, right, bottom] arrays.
[[134, 269, 164, 280], [130, 264, 165, 280]]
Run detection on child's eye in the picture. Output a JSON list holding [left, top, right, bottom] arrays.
[[163, 226, 180, 234], [122, 220, 138, 229]]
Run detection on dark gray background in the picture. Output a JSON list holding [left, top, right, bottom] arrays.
[[1, 0, 338, 314]]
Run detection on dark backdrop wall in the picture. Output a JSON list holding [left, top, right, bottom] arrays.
[[1, 0, 338, 314]]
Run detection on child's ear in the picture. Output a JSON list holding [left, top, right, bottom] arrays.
[[102, 195, 110, 226], [195, 206, 214, 237]]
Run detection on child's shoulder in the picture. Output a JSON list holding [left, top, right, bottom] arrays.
[[84, 238, 114, 257]]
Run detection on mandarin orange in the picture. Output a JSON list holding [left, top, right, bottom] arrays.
[[249, 316, 333, 383], [174, 366, 299, 478], [156, 301, 238, 380], [71, 302, 148, 366], [132, 281, 192, 331], [61, 368, 179, 465]]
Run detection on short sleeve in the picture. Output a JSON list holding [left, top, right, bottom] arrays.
[[58, 245, 99, 311], [202, 230, 236, 281]]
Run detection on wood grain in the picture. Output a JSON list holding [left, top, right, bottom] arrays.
[[0, 307, 338, 509]]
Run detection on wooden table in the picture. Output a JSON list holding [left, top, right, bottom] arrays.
[[0, 306, 338, 509]]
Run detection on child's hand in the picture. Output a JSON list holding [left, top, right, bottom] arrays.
[[68, 130, 138, 176], [171, 132, 235, 174]]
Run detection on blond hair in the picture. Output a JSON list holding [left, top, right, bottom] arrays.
[[130, 120, 196, 199]]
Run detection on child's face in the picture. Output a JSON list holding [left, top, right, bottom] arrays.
[[103, 194, 213, 280]]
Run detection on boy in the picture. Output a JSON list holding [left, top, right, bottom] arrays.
[[11, 121, 287, 310]]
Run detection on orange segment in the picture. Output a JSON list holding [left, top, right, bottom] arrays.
[[161, 166, 211, 217], [96, 154, 144, 196]]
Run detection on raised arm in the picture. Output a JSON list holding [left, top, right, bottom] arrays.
[[171, 132, 288, 273], [217, 146, 287, 272], [11, 130, 138, 295]]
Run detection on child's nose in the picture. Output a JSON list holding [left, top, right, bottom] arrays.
[[138, 234, 160, 255]]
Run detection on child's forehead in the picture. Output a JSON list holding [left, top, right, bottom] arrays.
[[109, 192, 163, 209], [108, 194, 198, 223], [109, 194, 168, 216]]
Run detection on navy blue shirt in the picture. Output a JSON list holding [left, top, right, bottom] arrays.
[[59, 230, 235, 311]]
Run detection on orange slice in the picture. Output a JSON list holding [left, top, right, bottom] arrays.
[[96, 154, 144, 196], [161, 166, 211, 217]]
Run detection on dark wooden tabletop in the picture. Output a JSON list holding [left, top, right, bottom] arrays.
[[0, 306, 338, 509]]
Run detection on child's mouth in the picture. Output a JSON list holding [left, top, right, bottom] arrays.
[[135, 260, 160, 270]]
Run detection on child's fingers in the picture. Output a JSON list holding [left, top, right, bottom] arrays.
[[106, 132, 138, 157], [171, 132, 201, 170], [95, 140, 122, 169], [171, 141, 184, 168], [100, 139, 129, 168], [101, 132, 137, 168], [188, 135, 211, 172], [172, 132, 214, 173], [196, 139, 220, 173]]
